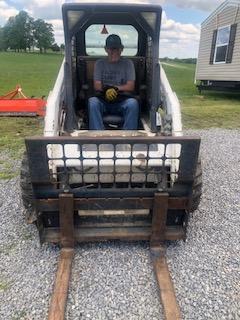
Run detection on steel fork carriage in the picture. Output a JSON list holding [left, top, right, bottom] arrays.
[[25, 135, 200, 320]]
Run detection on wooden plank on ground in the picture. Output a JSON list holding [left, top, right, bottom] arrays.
[[48, 248, 74, 320], [152, 252, 181, 320]]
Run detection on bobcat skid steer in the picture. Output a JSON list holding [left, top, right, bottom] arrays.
[[20, 2, 202, 319]]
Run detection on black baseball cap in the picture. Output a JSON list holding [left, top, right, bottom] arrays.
[[105, 34, 124, 49]]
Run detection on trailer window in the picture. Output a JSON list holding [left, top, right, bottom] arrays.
[[85, 25, 138, 56], [214, 26, 230, 63]]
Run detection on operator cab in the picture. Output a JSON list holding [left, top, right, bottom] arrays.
[[62, 3, 162, 132]]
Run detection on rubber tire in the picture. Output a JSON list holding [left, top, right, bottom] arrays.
[[189, 158, 202, 212], [20, 152, 36, 223]]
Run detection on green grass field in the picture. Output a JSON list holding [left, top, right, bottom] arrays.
[[0, 52, 63, 97], [161, 62, 240, 129], [0, 117, 44, 179], [0, 52, 63, 178]]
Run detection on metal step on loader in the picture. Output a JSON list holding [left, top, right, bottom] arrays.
[[20, 2, 202, 319]]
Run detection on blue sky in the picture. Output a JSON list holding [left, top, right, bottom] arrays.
[[0, 0, 224, 58], [164, 4, 207, 24]]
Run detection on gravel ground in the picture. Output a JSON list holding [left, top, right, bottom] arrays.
[[0, 128, 239, 320]]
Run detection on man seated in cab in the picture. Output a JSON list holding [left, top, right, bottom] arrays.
[[88, 34, 139, 130]]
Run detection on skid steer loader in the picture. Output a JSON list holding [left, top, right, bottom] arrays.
[[20, 2, 202, 319]]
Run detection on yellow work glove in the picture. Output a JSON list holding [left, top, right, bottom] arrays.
[[105, 87, 118, 102]]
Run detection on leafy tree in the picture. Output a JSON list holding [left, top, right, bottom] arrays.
[[2, 11, 55, 53], [51, 43, 60, 52], [60, 43, 65, 54], [34, 19, 54, 53], [3, 16, 17, 50], [2, 11, 35, 51], [14, 11, 29, 51], [0, 27, 6, 51], [25, 15, 35, 51]]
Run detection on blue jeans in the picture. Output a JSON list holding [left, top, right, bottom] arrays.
[[88, 97, 139, 130]]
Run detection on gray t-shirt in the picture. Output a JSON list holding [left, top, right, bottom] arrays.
[[94, 58, 135, 87]]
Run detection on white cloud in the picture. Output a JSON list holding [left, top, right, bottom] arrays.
[[0, 1, 18, 26], [23, 1, 63, 20], [168, 0, 222, 12], [62, 0, 222, 11], [46, 18, 64, 44], [160, 11, 200, 58], [8, 0, 64, 20], [64, 0, 164, 3]]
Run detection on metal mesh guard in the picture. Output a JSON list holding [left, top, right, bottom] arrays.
[[46, 142, 181, 190], [25, 135, 200, 195]]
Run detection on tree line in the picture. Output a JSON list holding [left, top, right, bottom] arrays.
[[0, 11, 63, 53], [161, 57, 197, 64]]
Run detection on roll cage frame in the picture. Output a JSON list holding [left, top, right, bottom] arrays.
[[62, 3, 162, 131]]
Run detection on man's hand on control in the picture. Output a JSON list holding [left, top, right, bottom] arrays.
[[105, 87, 118, 102]]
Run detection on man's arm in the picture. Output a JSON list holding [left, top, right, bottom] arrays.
[[116, 80, 135, 92], [94, 80, 135, 92], [116, 59, 135, 92], [93, 60, 103, 91], [94, 80, 102, 91]]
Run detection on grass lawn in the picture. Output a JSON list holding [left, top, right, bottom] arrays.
[[0, 117, 43, 179], [0, 117, 43, 157], [0, 52, 63, 97], [0, 52, 62, 178], [161, 62, 240, 129], [0, 52, 63, 150]]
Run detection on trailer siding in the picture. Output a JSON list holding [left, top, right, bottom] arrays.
[[196, 4, 240, 81]]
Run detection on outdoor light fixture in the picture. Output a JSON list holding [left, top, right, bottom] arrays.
[[101, 24, 108, 34]]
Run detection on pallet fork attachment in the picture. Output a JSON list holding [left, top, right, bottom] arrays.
[[48, 194, 75, 320], [24, 135, 200, 319], [48, 192, 181, 320], [150, 193, 181, 319]]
